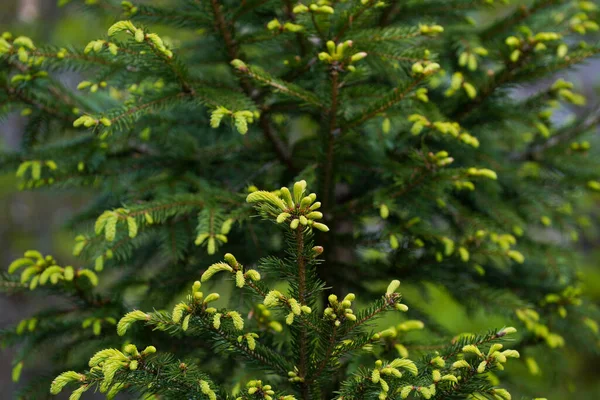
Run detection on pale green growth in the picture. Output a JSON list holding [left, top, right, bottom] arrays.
[[204, 293, 220, 304], [145, 33, 173, 58], [210, 106, 230, 128], [13, 36, 36, 49], [194, 233, 209, 245], [286, 312, 295, 325], [587, 180, 600, 191], [388, 358, 418, 376], [267, 18, 281, 31], [288, 298, 301, 315], [430, 356, 445, 368], [68, 385, 90, 400], [201, 262, 233, 282], [458, 247, 470, 262], [213, 313, 222, 329], [64, 265, 74, 280], [221, 219, 234, 235], [493, 388, 512, 400], [441, 374, 458, 383], [462, 344, 482, 356], [292, 4, 308, 13], [200, 380, 217, 400], [371, 368, 380, 383], [264, 290, 283, 307], [12, 361, 23, 382], [233, 110, 255, 134], [107, 20, 137, 37], [245, 269, 261, 281], [228, 311, 244, 330], [8, 257, 34, 274], [400, 386, 413, 399], [386, 279, 400, 295], [277, 212, 291, 223], [230, 59, 247, 70], [246, 190, 287, 211], [452, 360, 470, 369], [312, 222, 329, 232], [192, 280, 202, 293], [501, 349, 520, 359], [207, 237, 216, 254], [89, 348, 129, 367], [280, 187, 294, 207], [50, 371, 86, 395], [117, 310, 149, 336], [106, 382, 126, 400], [309, 4, 334, 14], [293, 180, 307, 204], [380, 204, 389, 219], [236, 270, 245, 288], [507, 250, 525, 264], [77, 269, 98, 286], [181, 314, 191, 331], [467, 167, 498, 180], [419, 24, 444, 35]]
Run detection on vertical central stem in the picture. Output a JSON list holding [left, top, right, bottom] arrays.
[[296, 230, 309, 400], [322, 69, 339, 211]]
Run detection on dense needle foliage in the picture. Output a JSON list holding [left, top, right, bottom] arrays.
[[1, 0, 600, 399]]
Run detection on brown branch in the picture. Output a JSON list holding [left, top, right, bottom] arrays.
[[334, 0, 377, 42], [209, 0, 295, 171], [322, 70, 340, 211], [308, 324, 338, 384], [296, 230, 310, 400], [343, 76, 424, 130]]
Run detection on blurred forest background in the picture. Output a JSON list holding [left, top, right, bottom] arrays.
[[1, 0, 599, 398]]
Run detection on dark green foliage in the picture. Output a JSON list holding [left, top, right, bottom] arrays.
[[1, 0, 600, 399]]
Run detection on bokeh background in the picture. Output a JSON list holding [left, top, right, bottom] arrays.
[[1, 1, 599, 398]]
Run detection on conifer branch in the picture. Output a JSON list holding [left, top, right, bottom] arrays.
[[334, 0, 377, 41], [295, 229, 310, 400], [209, 0, 295, 171], [322, 69, 340, 211], [481, 0, 565, 40], [343, 76, 424, 129], [109, 91, 191, 124], [4, 3, 600, 399]]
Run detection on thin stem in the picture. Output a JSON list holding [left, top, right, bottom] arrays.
[[308, 324, 338, 384], [343, 76, 424, 130], [283, 0, 307, 57], [310, 13, 326, 43], [334, 0, 376, 41], [209, 0, 295, 171], [322, 69, 339, 211], [296, 230, 309, 400]]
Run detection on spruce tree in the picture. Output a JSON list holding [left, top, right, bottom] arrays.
[[1, 0, 600, 399]]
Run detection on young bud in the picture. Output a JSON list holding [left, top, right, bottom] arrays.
[[350, 52, 367, 63], [267, 19, 281, 31], [228, 311, 244, 330], [290, 219, 300, 229], [498, 326, 517, 336], [245, 269, 261, 281], [116, 310, 149, 336], [213, 313, 222, 329], [203, 293, 220, 304], [292, 4, 308, 13], [202, 262, 233, 282], [386, 279, 400, 295], [312, 222, 329, 232]]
